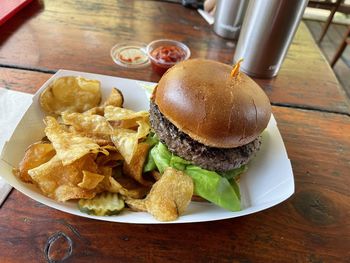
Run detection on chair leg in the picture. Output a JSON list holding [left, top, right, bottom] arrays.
[[318, 0, 342, 43], [330, 26, 350, 67], [331, 41, 348, 67]]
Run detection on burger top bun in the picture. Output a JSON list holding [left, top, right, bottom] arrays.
[[154, 59, 271, 148]]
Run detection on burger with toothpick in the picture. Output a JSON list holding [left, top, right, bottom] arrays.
[[145, 58, 272, 211]]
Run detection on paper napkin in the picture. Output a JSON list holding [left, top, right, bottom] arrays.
[[0, 88, 32, 206]]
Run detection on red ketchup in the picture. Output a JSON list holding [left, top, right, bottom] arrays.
[[150, 45, 186, 75]]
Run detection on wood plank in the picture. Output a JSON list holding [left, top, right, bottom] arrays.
[[305, 20, 350, 99], [0, 0, 349, 114], [0, 0, 233, 81], [0, 105, 349, 262], [0, 67, 51, 94], [256, 23, 350, 114]]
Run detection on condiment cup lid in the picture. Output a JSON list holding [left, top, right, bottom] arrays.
[[110, 42, 150, 68]]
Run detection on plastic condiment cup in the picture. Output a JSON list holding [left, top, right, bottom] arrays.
[[146, 39, 191, 75]]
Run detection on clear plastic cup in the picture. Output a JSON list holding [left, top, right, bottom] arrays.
[[146, 39, 191, 75]]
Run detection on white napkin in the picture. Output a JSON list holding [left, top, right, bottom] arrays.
[[0, 88, 33, 205]]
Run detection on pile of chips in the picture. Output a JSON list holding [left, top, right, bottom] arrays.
[[13, 76, 193, 221]]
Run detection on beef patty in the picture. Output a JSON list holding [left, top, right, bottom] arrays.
[[149, 101, 261, 172]]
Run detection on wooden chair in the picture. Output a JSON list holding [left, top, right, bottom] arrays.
[[330, 25, 350, 67], [307, 0, 350, 43], [315, 0, 343, 43]]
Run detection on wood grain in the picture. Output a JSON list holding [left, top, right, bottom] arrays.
[[1, 1, 350, 261], [0, 68, 51, 94], [304, 20, 350, 100], [0, 0, 349, 113], [257, 23, 350, 114], [0, 69, 349, 261], [0, 104, 349, 263]]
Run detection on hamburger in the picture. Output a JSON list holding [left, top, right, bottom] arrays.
[[145, 59, 271, 211]]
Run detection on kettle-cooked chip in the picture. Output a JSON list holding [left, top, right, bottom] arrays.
[[83, 106, 105, 116], [87, 137, 113, 146], [96, 151, 123, 167], [15, 75, 193, 221], [150, 170, 161, 181], [61, 111, 113, 136], [135, 119, 151, 139], [97, 171, 149, 199], [123, 142, 152, 186], [40, 76, 101, 115], [104, 106, 149, 123], [45, 116, 108, 165], [111, 119, 150, 164], [110, 175, 150, 199], [78, 171, 105, 190], [126, 167, 194, 221], [103, 88, 124, 108], [125, 199, 146, 212], [28, 154, 99, 201], [14, 142, 56, 183], [111, 129, 138, 164]]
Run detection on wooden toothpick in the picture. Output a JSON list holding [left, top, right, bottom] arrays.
[[231, 58, 244, 77]]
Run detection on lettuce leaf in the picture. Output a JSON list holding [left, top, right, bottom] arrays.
[[143, 141, 244, 211], [143, 151, 156, 173], [150, 142, 172, 173], [220, 165, 247, 180], [143, 133, 160, 172], [144, 132, 159, 147], [185, 166, 241, 211]]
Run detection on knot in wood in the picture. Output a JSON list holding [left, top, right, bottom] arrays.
[[44, 231, 73, 263]]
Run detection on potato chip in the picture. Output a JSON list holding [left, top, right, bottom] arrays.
[[83, 106, 105, 116], [108, 176, 149, 199], [101, 145, 118, 152], [111, 119, 150, 164], [135, 119, 151, 139], [150, 170, 161, 181], [78, 171, 105, 190], [104, 106, 149, 138], [103, 88, 124, 108], [126, 167, 194, 221], [107, 176, 129, 194], [94, 167, 111, 189], [96, 151, 123, 167], [96, 168, 148, 199], [88, 137, 113, 147], [61, 111, 113, 136], [100, 166, 113, 177], [54, 185, 95, 201], [111, 129, 138, 164], [28, 154, 99, 201], [125, 199, 146, 212], [65, 126, 112, 146], [14, 142, 56, 183], [15, 75, 196, 221], [40, 76, 101, 115], [123, 142, 152, 186], [104, 106, 149, 123], [45, 116, 108, 165]]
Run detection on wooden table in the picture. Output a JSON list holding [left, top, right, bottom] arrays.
[[1, 1, 350, 262]]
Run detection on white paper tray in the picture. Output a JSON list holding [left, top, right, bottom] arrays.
[[0, 70, 294, 224]]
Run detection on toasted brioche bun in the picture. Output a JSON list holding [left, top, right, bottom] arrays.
[[153, 59, 271, 148]]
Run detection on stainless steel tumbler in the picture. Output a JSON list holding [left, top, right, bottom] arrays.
[[213, 0, 249, 40], [233, 0, 308, 78]]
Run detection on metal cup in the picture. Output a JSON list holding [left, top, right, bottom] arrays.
[[233, 0, 308, 78], [213, 0, 249, 40]]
